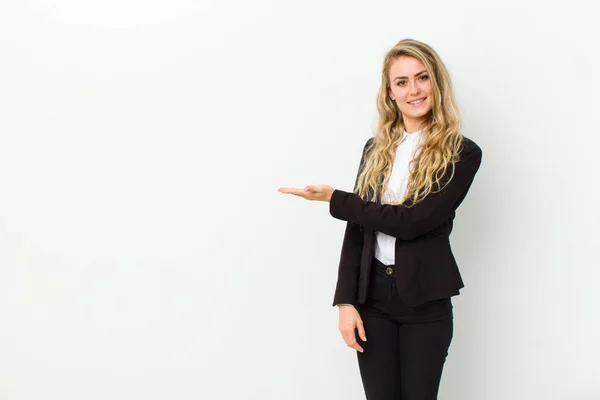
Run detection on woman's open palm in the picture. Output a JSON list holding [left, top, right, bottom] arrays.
[[278, 184, 334, 202]]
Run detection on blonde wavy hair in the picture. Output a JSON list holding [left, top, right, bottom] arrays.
[[355, 38, 464, 207]]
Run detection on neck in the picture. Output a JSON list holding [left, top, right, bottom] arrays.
[[403, 116, 427, 133]]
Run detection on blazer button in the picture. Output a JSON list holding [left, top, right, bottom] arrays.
[[385, 267, 393, 275]]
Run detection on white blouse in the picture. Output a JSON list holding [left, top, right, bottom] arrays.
[[374, 129, 424, 265]]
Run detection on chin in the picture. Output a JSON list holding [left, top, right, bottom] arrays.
[[405, 111, 431, 119]]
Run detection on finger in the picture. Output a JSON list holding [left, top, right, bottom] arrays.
[[350, 338, 364, 352], [351, 341, 364, 353], [278, 187, 303, 195], [278, 188, 308, 199], [356, 320, 367, 342], [343, 330, 364, 353]]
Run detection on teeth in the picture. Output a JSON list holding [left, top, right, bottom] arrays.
[[409, 98, 425, 104]]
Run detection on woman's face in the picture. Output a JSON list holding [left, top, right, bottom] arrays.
[[387, 56, 433, 131]]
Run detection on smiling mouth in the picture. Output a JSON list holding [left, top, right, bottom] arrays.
[[408, 98, 426, 105]]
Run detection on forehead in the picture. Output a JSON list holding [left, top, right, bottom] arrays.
[[388, 56, 426, 78]]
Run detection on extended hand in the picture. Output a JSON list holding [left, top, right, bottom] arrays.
[[278, 184, 334, 202]]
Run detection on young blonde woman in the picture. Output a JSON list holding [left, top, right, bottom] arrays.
[[279, 38, 483, 399]]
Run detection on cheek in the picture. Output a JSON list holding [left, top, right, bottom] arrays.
[[391, 86, 407, 99], [422, 81, 433, 95]]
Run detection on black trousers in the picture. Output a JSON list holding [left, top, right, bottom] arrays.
[[353, 257, 454, 400]]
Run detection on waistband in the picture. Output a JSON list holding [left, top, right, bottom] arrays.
[[371, 256, 396, 278]]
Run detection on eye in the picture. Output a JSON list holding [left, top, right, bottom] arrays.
[[396, 75, 429, 86]]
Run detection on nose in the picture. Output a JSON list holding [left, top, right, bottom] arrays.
[[409, 80, 420, 95]]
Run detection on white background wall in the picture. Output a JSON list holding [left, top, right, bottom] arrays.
[[1, 1, 599, 399]]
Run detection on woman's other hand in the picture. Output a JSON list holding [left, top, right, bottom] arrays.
[[338, 305, 367, 352], [278, 185, 334, 202]]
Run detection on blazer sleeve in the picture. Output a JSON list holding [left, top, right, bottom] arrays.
[[331, 138, 373, 307], [329, 138, 483, 241]]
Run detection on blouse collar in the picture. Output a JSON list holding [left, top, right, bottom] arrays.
[[401, 129, 424, 143]]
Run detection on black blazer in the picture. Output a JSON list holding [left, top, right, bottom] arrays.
[[329, 136, 483, 307]]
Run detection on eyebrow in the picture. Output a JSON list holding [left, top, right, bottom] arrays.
[[393, 70, 428, 81]]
